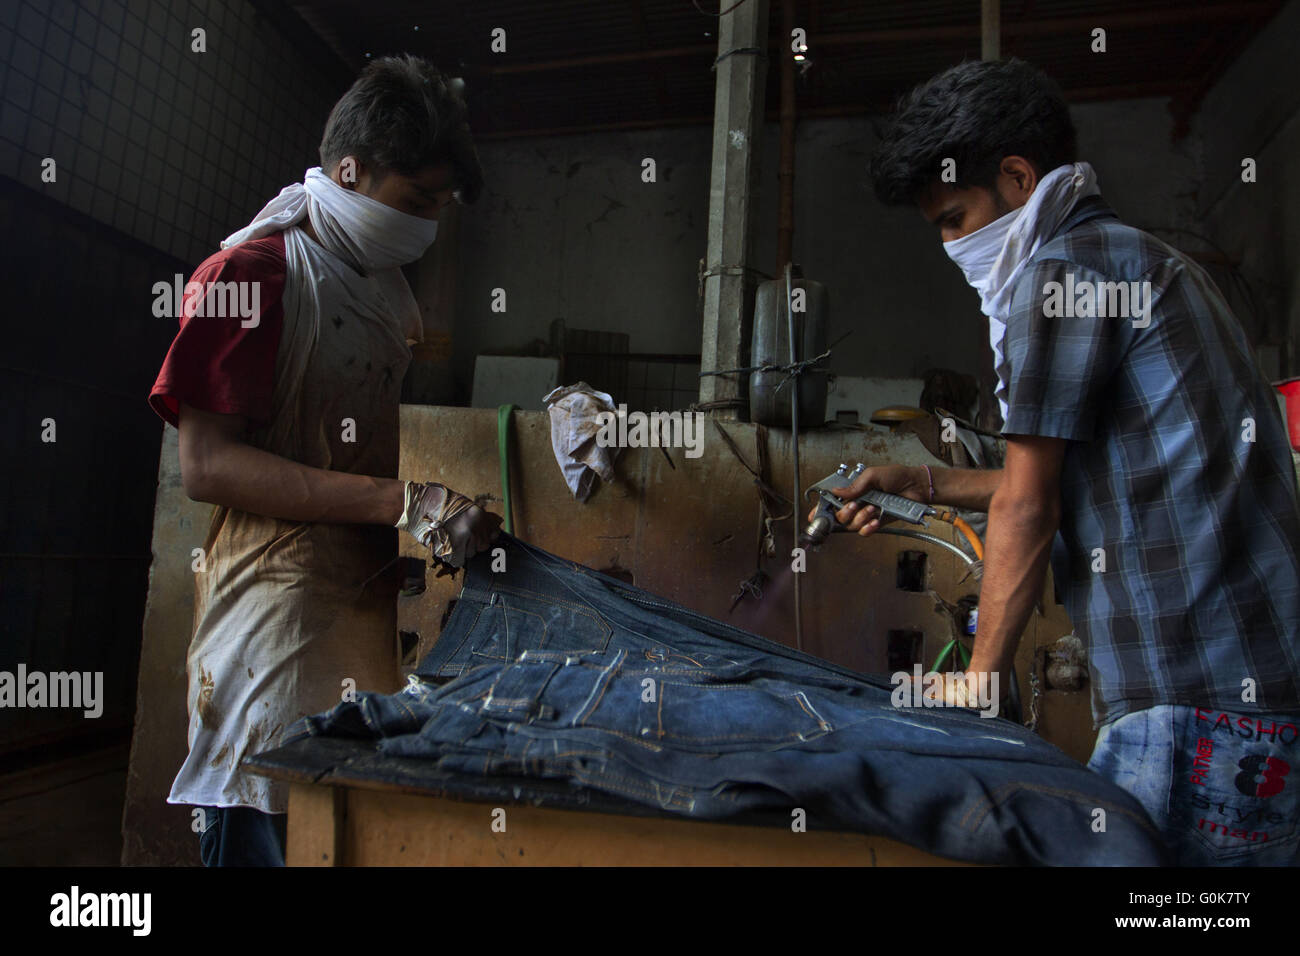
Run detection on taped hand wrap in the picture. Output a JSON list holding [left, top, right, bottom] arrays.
[[396, 481, 480, 568]]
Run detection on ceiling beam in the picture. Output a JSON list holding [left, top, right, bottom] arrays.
[[464, 2, 1280, 76], [817, 1, 1280, 45], [474, 78, 1192, 140]]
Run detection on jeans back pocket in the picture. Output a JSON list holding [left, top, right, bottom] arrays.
[[642, 680, 834, 750], [448, 587, 614, 669]]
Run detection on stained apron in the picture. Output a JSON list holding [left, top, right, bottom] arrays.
[[168, 225, 414, 813]]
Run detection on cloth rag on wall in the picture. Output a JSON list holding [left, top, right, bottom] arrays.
[[286, 535, 1168, 865], [168, 168, 437, 813], [542, 383, 619, 502]]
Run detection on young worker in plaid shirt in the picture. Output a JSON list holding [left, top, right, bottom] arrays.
[[824, 58, 1300, 865]]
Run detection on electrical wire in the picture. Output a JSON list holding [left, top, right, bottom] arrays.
[[786, 261, 803, 652]]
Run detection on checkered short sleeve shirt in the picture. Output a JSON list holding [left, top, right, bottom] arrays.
[[999, 197, 1300, 728]]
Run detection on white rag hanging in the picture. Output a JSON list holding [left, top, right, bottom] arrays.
[[543, 383, 619, 502]]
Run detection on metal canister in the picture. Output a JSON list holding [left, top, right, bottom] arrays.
[[749, 274, 829, 427]]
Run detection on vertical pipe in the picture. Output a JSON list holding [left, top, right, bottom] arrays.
[[786, 262, 803, 651], [981, 0, 1001, 61], [777, 0, 797, 270], [779, 0, 801, 651], [699, 0, 770, 418]]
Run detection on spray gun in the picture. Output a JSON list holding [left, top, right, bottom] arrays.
[[800, 463, 935, 547], [800, 462, 985, 566]]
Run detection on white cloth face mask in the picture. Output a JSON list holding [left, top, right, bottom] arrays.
[[302, 168, 439, 273], [937, 162, 1100, 423], [222, 165, 440, 273], [941, 205, 1023, 313], [940, 162, 1099, 323]]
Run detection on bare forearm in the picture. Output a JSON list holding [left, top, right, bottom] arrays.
[[967, 488, 1059, 677], [187, 440, 405, 525], [930, 466, 1003, 512]]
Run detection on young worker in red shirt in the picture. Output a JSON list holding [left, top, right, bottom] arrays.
[[149, 55, 500, 866]]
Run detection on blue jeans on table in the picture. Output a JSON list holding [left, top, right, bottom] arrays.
[[287, 534, 1168, 866], [197, 806, 286, 867], [1089, 704, 1300, 866]]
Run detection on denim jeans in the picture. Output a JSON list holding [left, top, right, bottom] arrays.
[[1088, 704, 1300, 866], [197, 806, 286, 867], [288, 534, 1168, 866]]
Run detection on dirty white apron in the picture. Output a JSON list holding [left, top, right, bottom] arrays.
[[168, 208, 424, 813]]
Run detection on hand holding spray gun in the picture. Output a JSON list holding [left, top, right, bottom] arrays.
[[801, 462, 984, 561], [801, 463, 1006, 716]]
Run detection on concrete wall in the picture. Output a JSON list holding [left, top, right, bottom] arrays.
[[121, 426, 211, 866], [125, 406, 1092, 864], [1193, 0, 1300, 381], [453, 98, 1198, 399]]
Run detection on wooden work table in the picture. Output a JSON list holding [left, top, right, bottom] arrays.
[[246, 736, 970, 866]]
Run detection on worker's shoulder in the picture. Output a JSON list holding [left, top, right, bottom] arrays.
[[194, 232, 288, 281], [1030, 215, 1189, 283]]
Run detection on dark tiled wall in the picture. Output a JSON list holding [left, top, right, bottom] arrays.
[[0, 177, 187, 751], [0, 0, 349, 755], [0, 0, 344, 265]]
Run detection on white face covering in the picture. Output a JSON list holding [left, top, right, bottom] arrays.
[[221, 166, 434, 453], [942, 205, 1023, 316], [222, 165, 439, 273], [940, 161, 1100, 421], [302, 168, 439, 273]]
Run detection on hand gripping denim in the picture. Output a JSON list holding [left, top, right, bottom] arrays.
[[288, 534, 1168, 866]]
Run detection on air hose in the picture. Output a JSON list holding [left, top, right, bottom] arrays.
[[497, 403, 517, 534], [932, 508, 984, 560]]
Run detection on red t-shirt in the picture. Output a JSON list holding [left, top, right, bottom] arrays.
[[149, 232, 287, 428]]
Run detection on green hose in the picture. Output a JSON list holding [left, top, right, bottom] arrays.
[[497, 404, 517, 534], [932, 636, 972, 672]]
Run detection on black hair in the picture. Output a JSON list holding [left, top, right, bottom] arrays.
[[869, 58, 1076, 206], [319, 54, 484, 203]]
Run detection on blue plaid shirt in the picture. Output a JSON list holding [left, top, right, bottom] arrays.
[[999, 196, 1300, 728]]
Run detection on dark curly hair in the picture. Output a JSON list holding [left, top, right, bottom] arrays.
[[319, 54, 484, 203], [870, 58, 1076, 207]]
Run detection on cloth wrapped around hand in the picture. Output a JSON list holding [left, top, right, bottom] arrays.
[[396, 481, 481, 569]]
